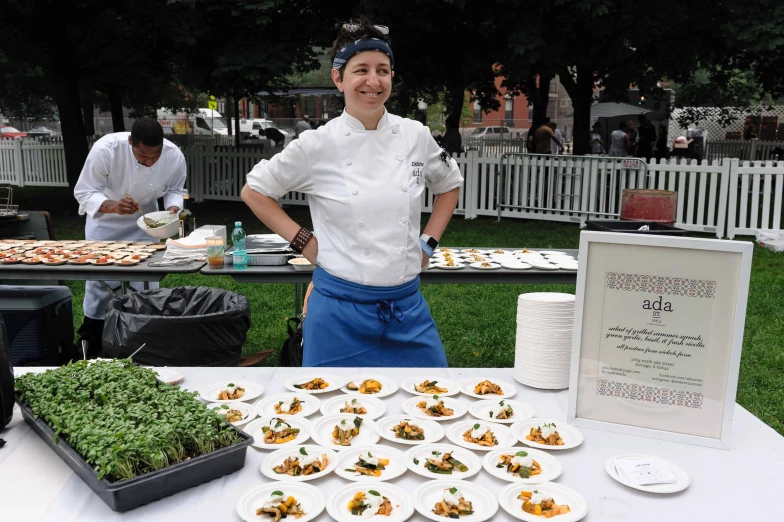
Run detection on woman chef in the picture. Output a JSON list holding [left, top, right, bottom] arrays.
[[73, 118, 187, 357], [242, 20, 463, 367]]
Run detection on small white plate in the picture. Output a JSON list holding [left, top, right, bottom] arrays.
[[445, 421, 515, 452], [460, 248, 491, 254], [310, 414, 380, 451], [413, 479, 499, 522], [152, 367, 184, 385], [334, 444, 407, 482], [497, 481, 587, 522], [557, 264, 579, 271], [319, 395, 386, 420], [500, 261, 532, 270], [285, 373, 345, 394], [435, 247, 460, 254], [207, 402, 257, 427], [486, 249, 513, 256], [458, 377, 517, 399], [401, 395, 468, 422], [375, 415, 445, 445], [198, 380, 264, 403], [341, 374, 399, 398], [527, 262, 560, 271], [400, 376, 460, 397], [255, 393, 321, 418], [482, 447, 562, 483], [326, 482, 414, 522], [403, 443, 482, 479], [236, 482, 325, 522], [433, 263, 466, 270], [605, 453, 690, 493], [538, 250, 568, 256], [464, 254, 489, 263], [260, 444, 339, 482], [244, 416, 312, 450], [510, 419, 584, 450], [468, 399, 535, 424], [469, 262, 501, 270]]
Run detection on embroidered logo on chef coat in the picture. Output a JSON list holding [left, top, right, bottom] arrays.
[[411, 161, 424, 185]]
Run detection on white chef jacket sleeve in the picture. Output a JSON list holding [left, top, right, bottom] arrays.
[[163, 152, 187, 210], [422, 126, 464, 195], [73, 141, 112, 218], [245, 139, 314, 200]]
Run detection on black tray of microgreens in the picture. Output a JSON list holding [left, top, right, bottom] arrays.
[[14, 359, 253, 512]]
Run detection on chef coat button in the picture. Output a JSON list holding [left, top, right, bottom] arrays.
[[352, 189, 358, 195], [364, 280, 370, 285], [399, 247, 405, 253], [358, 221, 364, 227], [401, 185, 408, 192], [392, 128, 399, 134], [398, 277, 404, 282], [364, 249, 370, 256], [397, 156, 404, 162], [346, 159, 352, 166], [345, 131, 350, 136], [400, 217, 407, 224]]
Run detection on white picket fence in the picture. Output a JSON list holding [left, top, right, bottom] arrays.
[[2, 137, 784, 238]]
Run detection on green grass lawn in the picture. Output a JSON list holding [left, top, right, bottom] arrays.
[[12, 187, 784, 436]]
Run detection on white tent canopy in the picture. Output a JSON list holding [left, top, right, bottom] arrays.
[[590, 102, 651, 118]]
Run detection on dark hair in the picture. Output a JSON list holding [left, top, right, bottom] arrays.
[[130, 118, 164, 147], [551, 122, 558, 129], [329, 16, 391, 80], [542, 116, 551, 124]]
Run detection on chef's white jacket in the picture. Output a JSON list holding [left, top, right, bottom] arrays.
[[73, 132, 187, 318], [246, 109, 464, 287]]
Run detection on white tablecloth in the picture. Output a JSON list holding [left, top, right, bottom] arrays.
[[4, 367, 784, 522]]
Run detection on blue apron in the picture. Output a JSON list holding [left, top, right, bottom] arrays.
[[302, 267, 447, 367]]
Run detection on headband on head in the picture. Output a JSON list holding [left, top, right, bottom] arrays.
[[332, 37, 394, 71]]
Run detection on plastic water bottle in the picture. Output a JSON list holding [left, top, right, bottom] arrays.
[[232, 221, 247, 270]]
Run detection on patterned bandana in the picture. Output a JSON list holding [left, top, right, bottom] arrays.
[[332, 37, 394, 71]]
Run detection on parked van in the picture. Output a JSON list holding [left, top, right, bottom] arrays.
[[157, 108, 229, 136], [228, 118, 291, 147]]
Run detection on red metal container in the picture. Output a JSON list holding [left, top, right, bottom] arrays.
[[620, 189, 677, 224]]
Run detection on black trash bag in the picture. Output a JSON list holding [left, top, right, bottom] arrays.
[[102, 287, 251, 367], [279, 317, 303, 367]]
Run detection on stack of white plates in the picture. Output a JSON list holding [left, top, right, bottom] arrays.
[[514, 292, 575, 389]]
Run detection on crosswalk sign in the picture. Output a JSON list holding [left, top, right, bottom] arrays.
[[208, 95, 217, 111]]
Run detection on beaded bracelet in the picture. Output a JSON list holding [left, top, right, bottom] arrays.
[[290, 227, 313, 254]]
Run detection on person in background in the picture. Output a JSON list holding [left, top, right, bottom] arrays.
[[627, 119, 638, 155], [743, 124, 758, 141], [590, 122, 605, 154], [608, 120, 630, 157], [295, 114, 311, 138], [636, 114, 656, 160], [241, 18, 463, 367], [534, 117, 563, 154], [73, 118, 187, 357], [655, 124, 670, 160], [550, 122, 565, 155]]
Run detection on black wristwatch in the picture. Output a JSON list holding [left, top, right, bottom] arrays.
[[420, 234, 439, 251]]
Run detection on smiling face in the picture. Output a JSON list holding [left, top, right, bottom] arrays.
[[332, 50, 393, 129]]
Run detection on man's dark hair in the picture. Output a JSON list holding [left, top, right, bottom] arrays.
[[542, 117, 551, 125], [130, 118, 164, 147], [329, 16, 391, 80]]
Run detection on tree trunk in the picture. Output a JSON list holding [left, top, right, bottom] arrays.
[[233, 94, 241, 149], [53, 74, 88, 187], [81, 89, 95, 136], [108, 87, 125, 132], [531, 74, 552, 132], [557, 65, 594, 156], [225, 95, 233, 136]]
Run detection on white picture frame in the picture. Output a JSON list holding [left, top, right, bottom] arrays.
[[567, 232, 753, 449]]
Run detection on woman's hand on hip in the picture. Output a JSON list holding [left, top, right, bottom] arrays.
[[302, 236, 319, 265]]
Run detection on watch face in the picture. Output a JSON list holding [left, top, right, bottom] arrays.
[[426, 237, 439, 249]]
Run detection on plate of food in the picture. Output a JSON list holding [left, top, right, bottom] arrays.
[[310, 414, 379, 450], [198, 380, 264, 403], [469, 261, 501, 270], [432, 261, 466, 270], [460, 248, 491, 254], [464, 253, 488, 263], [604, 453, 690, 494], [482, 447, 562, 484], [41, 259, 67, 266], [401, 395, 468, 421], [1, 257, 23, 264], [400, 376, 460, 397], [404, 444, 482, 479], [334, 444, 407, 482], [510, 419, 584, 451], [468, 399, 535, 424], [117, 259, 140, 266], [341, 375, 399, 398], [207, 401, 257, 427], [89, 257, 114, 265], [374, 415, 445, 446], [244, 416, 311, 449], [67, 257, 91, 265], [458, 377, 517, 399], [236, 482, 325, 522], [497, 482, 587, 521], [285, 374, 345, 394], [21, 257, 42, 264], [413, 479, 498, 522], [255, 393, 321, 418], [260, 444, 339, 482], [319, 395, 386, 420], [445, 420, 515, 452], [327, 482, 414, 522]]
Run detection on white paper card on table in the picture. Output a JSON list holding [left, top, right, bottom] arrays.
[[614, 457, 678, 486]]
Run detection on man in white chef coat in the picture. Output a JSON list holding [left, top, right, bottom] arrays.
[[73, 118, 187, 357]]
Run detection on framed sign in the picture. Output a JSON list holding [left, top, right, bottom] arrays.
[[567, 232, 753, 449]]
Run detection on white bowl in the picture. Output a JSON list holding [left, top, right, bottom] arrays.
[[137, 211, 178, 239], [289, 257, 315, 271]]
